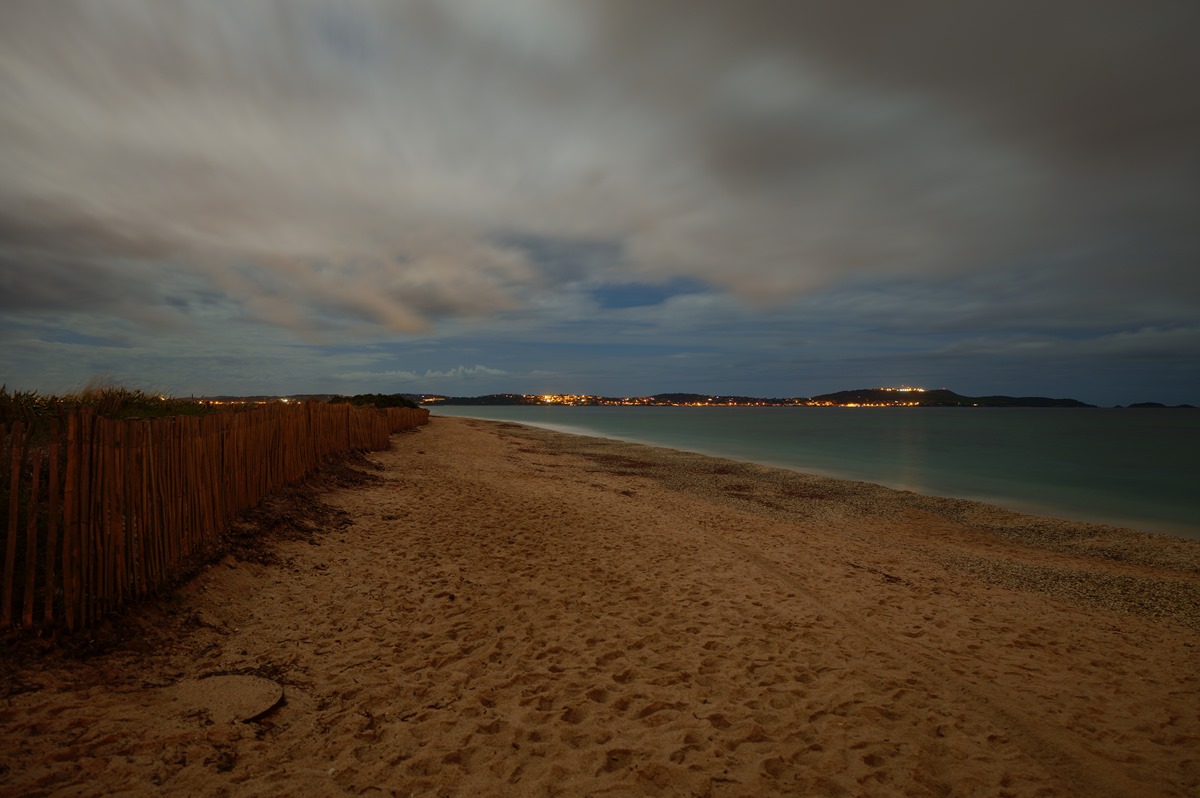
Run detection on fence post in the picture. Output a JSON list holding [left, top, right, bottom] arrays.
[[2, 422, 24, 628], [21, 449, 43, 629], [62, 413, 80, 632], [44, 418, 61, 628]]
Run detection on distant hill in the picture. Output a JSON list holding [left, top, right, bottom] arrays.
[[1123, 402, 1197, 409], [433, 394, 539, 405], [423, 388, 1123, 408], [648, 393, 803, 405], [809, 388, 1094, 408], [197, 388, 1198, 409]]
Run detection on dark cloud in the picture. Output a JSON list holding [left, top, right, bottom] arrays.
[[498, 235, 624, 283], [591, 278, 711, 310], [590, 1, 1200, 289], [0, 255, 150, 316], [0, 202, 172, 259]]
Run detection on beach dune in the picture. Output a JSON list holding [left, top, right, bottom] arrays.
[[2, 416, 1198, 796]]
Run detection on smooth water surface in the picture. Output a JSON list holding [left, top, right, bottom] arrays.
[[431, 405, 1200, 539]]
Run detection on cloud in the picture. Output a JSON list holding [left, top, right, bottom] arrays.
[[426, 364, 508, 379], [1, 1, 1196, 401], [4, 2, 1196, 328], [334, 364, 508, 382]]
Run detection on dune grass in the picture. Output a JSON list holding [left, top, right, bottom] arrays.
[[0, 384, 228, 434]]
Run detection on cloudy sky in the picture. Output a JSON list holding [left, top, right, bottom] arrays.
[[2, 1, 1198, 405]]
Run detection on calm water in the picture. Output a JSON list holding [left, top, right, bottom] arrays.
[[431, 406, 1200, 540]]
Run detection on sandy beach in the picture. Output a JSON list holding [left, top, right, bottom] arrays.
[[2, 415, 1198, 797]]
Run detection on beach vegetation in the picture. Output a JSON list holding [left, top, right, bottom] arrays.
[[0, 383, 228, 431], [328, 393, 421, 410]]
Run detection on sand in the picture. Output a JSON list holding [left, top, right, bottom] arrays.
[[2, 415, 1198, 797]]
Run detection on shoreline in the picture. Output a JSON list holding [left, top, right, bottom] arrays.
[[477, 417, 1200, 627], [430, 407, 1200, 540], [2, 416, 1198, 796]]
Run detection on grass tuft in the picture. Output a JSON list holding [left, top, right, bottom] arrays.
[[0, 383, 225, 430]]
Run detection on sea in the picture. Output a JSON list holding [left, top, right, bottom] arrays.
[[429, 405, 1200, 541]]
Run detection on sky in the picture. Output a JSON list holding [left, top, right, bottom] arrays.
[[2, 1, 1198, 406]]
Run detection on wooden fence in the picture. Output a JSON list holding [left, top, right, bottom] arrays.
[[1, 402, 429, 633]]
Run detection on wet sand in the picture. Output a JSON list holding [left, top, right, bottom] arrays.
[[2, 415, 1198, 796]]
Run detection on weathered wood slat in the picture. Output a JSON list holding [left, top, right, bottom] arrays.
[[45, 419, 60, 627], [3, 422, 25, 628], [63, 413, 80, 632], [22, 449, 42, 629]]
